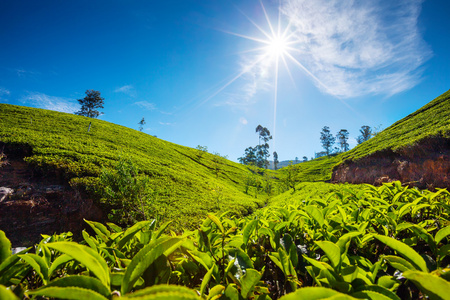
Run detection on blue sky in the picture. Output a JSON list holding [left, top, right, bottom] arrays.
[[1, 0, 449, 162]]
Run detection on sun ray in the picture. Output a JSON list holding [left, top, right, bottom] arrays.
[[235, 7, 273, 41], [260, 0, 277, 39], [197, 53, 270, 107], [221, 30, 272, 45]]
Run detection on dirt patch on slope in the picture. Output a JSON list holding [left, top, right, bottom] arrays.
[[332, 137, 450, 189], [0, 144, 105, 246]]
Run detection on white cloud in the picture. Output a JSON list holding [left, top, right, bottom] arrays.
[[279, 0, 430, 98], [239, 117, 248, 125], [134, 101, 156, 111], [114, 85, 136, 96], [159, 122, 175, 126], [0, 88, 10, 96], [0, 88, 10, 102], [20, 92, 78, 113], [15, 68, 40, 78]]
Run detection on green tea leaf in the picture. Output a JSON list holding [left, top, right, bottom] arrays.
[[28, 286, 108, 300], [46, 242, 110, 286], [279, 286, 357, 300], [373, 235, 427, 272], [243, 219, 258, 245], [305, 206, 325, 227], [208, 214, 225, 234], [48, 254, 73, 277], [0, 231, 11, 265], [31, 275, 110, 298], [117, 220, 154, 250], [19, 254, 48, 284], [240, 269, 262, 298], [200, 263, 215, 297], [84, 219, 111, 243], [121, 237, 184, 294], [403, 270, 450, 300], [207, 284, 225, 300], [315, 241, 341, 269], [0, 285, 19, 300], [154, 220, 173, 240], [383, 255, 416, 272], [120, 284, 199, 299], [435, 225, 450, 245]]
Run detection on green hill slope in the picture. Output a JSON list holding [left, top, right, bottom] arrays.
[[291, 89, 450, 183], [0, 104, 269, 228]]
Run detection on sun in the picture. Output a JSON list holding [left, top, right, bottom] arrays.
[[266, 36, 289, 57], [201, 1, 327, 147]]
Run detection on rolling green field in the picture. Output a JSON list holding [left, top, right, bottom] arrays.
[[0, 104, 276, 228], [1, 90, 450, 299], [288, 89, 450, 182]]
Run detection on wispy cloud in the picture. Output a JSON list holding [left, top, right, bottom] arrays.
[[239, 117, 248, 125], [134, 101, 156, 111], [0, 88, 10, 96], [114, 84, 136, 97], [20, 92, 78, 113], [0, 87, 10, 102], [159, 122, 175, 126], [279, 0, 431, 97], [15, 68, 40, 78]]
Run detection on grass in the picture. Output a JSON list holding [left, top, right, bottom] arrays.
[[0, 104, 273, 229], [288, 89, 450, 183]]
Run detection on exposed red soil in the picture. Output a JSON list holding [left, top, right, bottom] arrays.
[[332, 137, 450, 189], [0, 145, 105, 247]]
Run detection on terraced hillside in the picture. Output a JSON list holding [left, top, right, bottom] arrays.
[[290, 89, 450, 187], [0, 104, 270, 245]]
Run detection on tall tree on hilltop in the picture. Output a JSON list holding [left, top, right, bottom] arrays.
[[336, 129, 350, 152], [239, 125, 272, 168], [320, 126, 335, 156], [303, 156, 308, 162], [255, 125, 272, 168], [357, 125, 372, 144], [75, 90, 104, 118], [273, 151, 279, 170], [138, 117, 146, 132], [256, 125, 272, 144]]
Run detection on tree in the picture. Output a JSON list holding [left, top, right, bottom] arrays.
[[239, 125, 272, 168], [295, 157, 299, 164], [255, 125, 272, 168], [273, 151, 279, 170], [138, 117, 146, 132], [357, 125, 372, 144], [238, 147, 256, 165], [336, 129, 350, 152], [99, 157, 154, 224], [320, 126, 335, 156], [75, 90, 104, 118], [302, 156, 308, 162], [283, 162, 299, 192], [256, 125, 272, 145]]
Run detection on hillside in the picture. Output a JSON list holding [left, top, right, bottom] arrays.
[[0, 104, 271, 245], [290, 89, 450, 187]]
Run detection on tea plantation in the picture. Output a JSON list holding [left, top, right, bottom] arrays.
[[0, 90, 450, 299]]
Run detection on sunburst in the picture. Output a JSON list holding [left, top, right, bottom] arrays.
[[199, 1, 329, 147]]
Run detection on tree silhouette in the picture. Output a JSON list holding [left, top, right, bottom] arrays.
[[320, 126, 335, 156], [138, 117, 146, 132], [357, 125, 372, 144], [336, 129, 350, 152], [75, 90, 104, 118]]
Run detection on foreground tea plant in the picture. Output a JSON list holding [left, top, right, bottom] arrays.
[[1, 182, 450, 299]]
